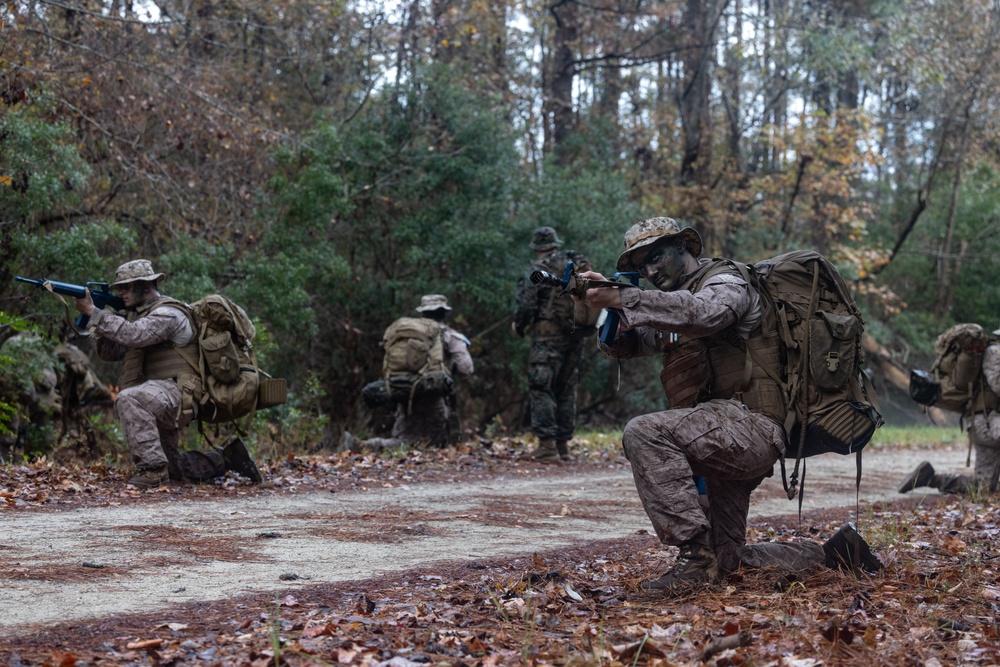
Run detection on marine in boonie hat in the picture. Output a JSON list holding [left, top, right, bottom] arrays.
[[110, 259, 166, 287], [529, 226, 562, 252], [416, 294, 452, 312], [616, 217, 703, 272]]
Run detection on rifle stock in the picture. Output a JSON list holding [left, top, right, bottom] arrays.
[[14, 276, 125, 329]]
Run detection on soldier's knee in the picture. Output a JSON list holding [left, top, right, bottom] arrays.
[[115, 388, 138, 414], [622, 414, 654, 458]]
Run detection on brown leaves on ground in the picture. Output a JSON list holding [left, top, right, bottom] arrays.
[[2, 500, 999, 666], [3, 442, 1000, 666], [0, 437, 612, 511]]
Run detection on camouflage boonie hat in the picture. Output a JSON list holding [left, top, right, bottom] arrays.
[[529, 226, 562, 252], [416, 294, 452, 312], [110, 259, 166, 287], [616, 217, 703, 272]]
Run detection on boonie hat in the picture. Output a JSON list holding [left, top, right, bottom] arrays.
[[529, 226, 562, 252], [616, 217, 703, 272], [416, 294, 452, 312], [110, 259, 166, 287]]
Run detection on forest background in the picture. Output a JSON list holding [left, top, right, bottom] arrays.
[[2, 0, 1000, 458]]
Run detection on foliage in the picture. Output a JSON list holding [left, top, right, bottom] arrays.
[[6, 0, 1000, 445], [0, 104, 91, 221], [0, 326, 61, 456]]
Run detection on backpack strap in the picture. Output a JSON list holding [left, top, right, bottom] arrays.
[[783, 257, 822, 500]]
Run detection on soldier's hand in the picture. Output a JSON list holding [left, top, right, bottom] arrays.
[[74, 288, 96, 317], [575, 271, 623, 310]]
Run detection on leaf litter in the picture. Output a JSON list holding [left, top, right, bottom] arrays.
[[1, 439, 999, 665]]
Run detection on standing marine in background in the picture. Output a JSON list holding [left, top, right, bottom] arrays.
[[512, 227, 599, 462]]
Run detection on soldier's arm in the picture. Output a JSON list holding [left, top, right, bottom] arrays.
[[444, 330, 474, 376], [618, 277, 749, 338], [90, 306, 188, 348], [984, 344, 1000, 396], [512, 271, 540, 337]]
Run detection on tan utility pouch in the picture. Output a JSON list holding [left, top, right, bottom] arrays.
[[202, 331, 241, 384]]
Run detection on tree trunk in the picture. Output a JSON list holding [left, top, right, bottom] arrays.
[[933, 113, 971, 318], [546, 0, 578, 165]]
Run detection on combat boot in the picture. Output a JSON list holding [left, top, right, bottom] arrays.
[[556, 440, 573, 461], [128, 465, 169, 489], [223, 438, 263, 484], [640, 530, 718, 594], [823, 522, 883, 573], [898, 461, 936, 493], [531, 439, 560, 463]]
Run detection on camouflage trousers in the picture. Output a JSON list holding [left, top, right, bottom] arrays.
[[623, 398, 825, 574], [528, 335, 584, 442], [116, 379, 193, 477], [363, 395, 451, 451], [935, 412, 1000, 494]]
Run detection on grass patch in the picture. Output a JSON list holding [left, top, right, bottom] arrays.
[[868, 425, 966, 449]]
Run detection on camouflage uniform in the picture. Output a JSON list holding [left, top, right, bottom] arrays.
[[901, 337, 1000, 494], [353, 295, 474, 452], [513, 227, 596, 458], [364, 328, 474, 449], [600, 218, 827, 583], [89, 291, 197, 479]]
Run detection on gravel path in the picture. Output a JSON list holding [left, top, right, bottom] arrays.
[[0, 444, 968, 637]]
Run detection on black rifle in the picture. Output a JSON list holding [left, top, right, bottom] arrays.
[[14, 276, 125, 328], [528, 262, 642, 344]]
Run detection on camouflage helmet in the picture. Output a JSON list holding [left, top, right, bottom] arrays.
[[616, 217, 703, 272], [529, 226, 562, 252], [110, 259, 166, 287]]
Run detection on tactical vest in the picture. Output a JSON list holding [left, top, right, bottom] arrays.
[[659, 261, 786, 425], [118, 297, 200, 390]]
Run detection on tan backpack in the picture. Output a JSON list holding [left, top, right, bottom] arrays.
[[927, 323, 996, 415], [376, 316, 455, 410], [722, 251, 882, 501], [177, 295, 287, 427]]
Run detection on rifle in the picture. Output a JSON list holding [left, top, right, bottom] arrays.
[[528, 262, 642, 345], [14, 276, 125, 329]]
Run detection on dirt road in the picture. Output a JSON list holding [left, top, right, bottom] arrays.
[[0, 444, 968, 639]]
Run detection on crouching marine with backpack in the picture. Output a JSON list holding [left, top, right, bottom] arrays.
[[349, 294, 474, 452], [903, 324, 1000, 494], [74, 259, 280, 488], [578, 217, 882, 595]]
